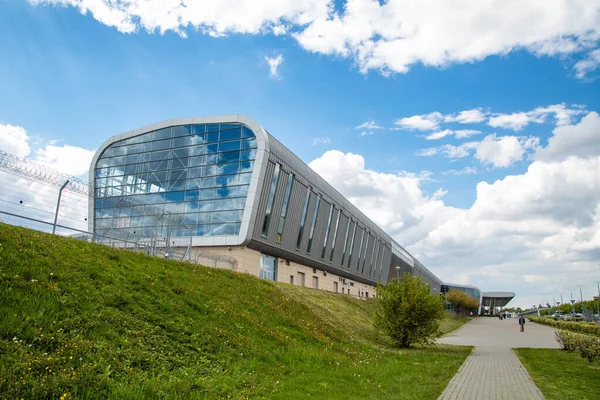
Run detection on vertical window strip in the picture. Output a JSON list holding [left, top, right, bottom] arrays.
[[340, 218, 351, 266], [373, 241, 383, 278], [361, 234, 370, 273], [347, 222, 357, 268], [296, 187, 311, 249], [355, 229, 365, 271], [378, 244, 386, 280], [369, 238, 379, 276], [276, 173, 294, 243], [321, 204, 334, 258], [261, 163, 281, 237], [306, 194, 321, 253], [329, 209, 341, 262]]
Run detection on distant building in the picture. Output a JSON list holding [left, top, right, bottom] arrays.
[[441, 283, 515, 314]]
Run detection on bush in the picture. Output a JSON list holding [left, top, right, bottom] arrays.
[[529, 316, 600, 336], [374, 273, 445, 348], [555, 330, 600, 363]]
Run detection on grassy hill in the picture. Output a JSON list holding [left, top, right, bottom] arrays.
[[0, 223, 470, 399]]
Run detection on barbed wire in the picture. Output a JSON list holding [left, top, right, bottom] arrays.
[[0, 150, 93, 195]]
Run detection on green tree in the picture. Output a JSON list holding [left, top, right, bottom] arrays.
[[374, 273, 445, 348], [445, 289, 480, 317]]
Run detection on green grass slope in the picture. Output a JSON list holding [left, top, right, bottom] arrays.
[[0, 223, 470, 399]]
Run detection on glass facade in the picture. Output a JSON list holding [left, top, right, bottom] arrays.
[[441, 285, 482, 301], [94, 123, 256, 239]]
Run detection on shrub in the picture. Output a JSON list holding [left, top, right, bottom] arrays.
[[374, 273, 445, 348], [555, 330, 600, 363], [529, 316, 600, 336]]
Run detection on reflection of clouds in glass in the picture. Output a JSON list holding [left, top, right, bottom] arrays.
[[212, 223, 235, 235], [95, 123, 256, 237]]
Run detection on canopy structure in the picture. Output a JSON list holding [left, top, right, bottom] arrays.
[[481, 292, 515, 314]]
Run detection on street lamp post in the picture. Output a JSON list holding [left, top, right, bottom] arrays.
[[395, 266, 401, 279], [559, 290, 564, 305], [595, 280, 600, 322], [575, 285, 584, 302], [570, 299, 576, 315]]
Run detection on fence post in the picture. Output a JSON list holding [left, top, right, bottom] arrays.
[[52, 180, 70, 234]]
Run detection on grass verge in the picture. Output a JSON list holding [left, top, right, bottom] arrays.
[[438, 316, 470, 336], [0, 223, 470, 399], [514, 348, 600, 400]]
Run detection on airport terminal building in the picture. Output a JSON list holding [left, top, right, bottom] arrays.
[[89, 115, 468, 298]]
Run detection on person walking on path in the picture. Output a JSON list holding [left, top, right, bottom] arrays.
[[518, 315, 526, 332]]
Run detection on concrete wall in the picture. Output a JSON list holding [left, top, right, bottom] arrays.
[[189, 245, 376, 298]]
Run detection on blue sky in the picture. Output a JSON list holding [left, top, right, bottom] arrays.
[[1, 0, 600, 307]]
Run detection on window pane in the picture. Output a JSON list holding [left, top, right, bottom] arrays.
[[219, 151, 240, 164], [172, 125, 191, 137], [219, 128, 241, 142], [218, 140, 240, 152], [153, 128, 172, 140]]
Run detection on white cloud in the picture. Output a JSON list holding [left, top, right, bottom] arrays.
[[265, 54, 284, 80], [419, 133, 539, 168], [35, 144, 96, 177], [33, 1, 600, 78], [475, 134, 539, 168], [574, 49, 600, 79], [355, 120, 383, 130], [395, 112, 444, 131], [416, 142, 478, 159], [0, 122, 95, 178], [29, 0, 330, 37], [488, 103, 586, 131], [536, 111, 600, 162], [445, 108, 487, 124], [312, 136, 331, 146], [443, 166, 477, 176], [0, 123, 31, 157], [424, 129, 481, 140], [356, 120, 384, 136], [488, 111, 545, 131], [295, 0, 600, 76]]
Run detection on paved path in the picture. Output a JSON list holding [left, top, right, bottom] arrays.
[[439, 316, 560, 348], [437, 318, 559, 400]]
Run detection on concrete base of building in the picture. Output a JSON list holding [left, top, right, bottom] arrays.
[[187, 245, 377, 298]]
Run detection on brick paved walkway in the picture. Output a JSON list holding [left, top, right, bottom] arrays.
[[437, 318, 558, 399]]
